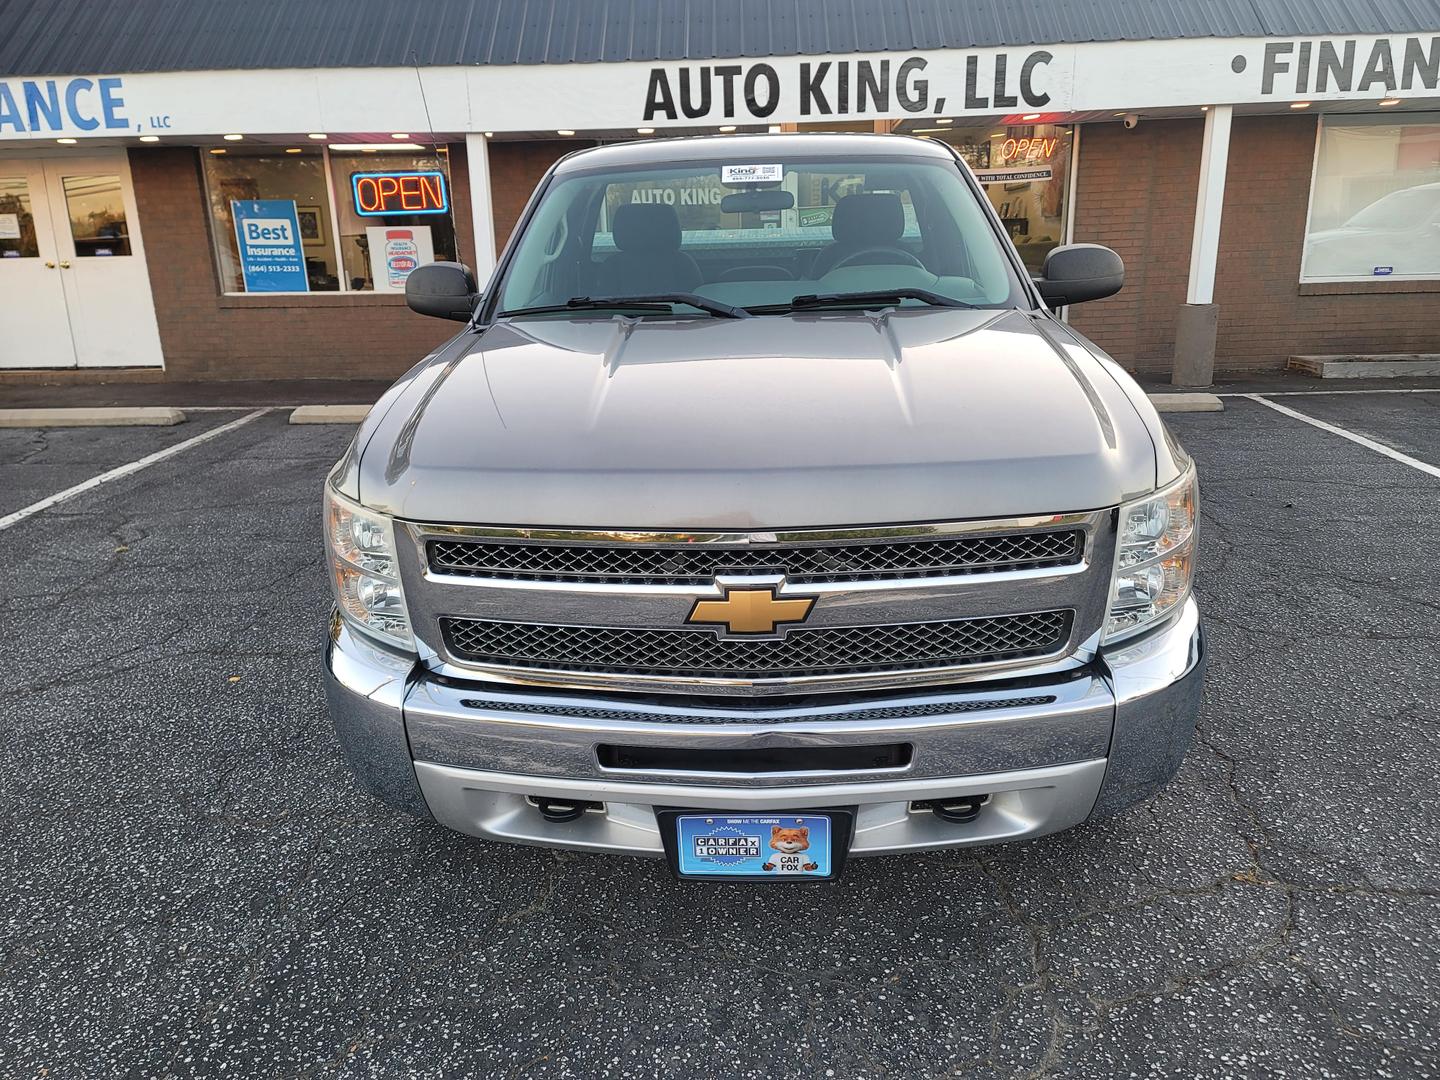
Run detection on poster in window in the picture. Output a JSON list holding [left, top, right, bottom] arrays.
[[231, 200, 309, 293], [365, 225, 434, 293]]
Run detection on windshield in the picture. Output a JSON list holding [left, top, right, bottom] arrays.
[[494, 152, 1025, 316]]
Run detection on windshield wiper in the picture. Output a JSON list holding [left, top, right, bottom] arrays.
[[500, 294, 750, 319], [752, 288, 975, 314]]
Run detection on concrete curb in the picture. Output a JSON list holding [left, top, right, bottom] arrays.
[[1148, 393, 1224, 413], [289, 405, 372, 425], [0, 407, 187, 428]]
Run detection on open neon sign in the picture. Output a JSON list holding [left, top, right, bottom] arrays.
[[351, 171, 449, 216], [998, 137, 1058, 164]]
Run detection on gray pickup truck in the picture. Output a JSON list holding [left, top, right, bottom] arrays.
[[323, 133, 1203, 881]]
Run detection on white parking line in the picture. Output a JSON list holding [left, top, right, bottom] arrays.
[[0, 409, 271, 533], [1217, 388, 1440, 397], [1244, 394, 1440, 480]]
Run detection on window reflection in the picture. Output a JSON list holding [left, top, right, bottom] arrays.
[[62, 174, 132, 257], [1303, 117, 1440, 281], [0, 177, 38, 259], [202, 149, 340, 292]]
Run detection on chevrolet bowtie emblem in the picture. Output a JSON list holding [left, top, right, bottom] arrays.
[[687, 587, 816, 636]]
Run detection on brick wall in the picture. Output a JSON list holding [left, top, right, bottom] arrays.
[[1070, 116, 1440, 375], [1067, 119, 1203, 373], [488, 139, 594, 255], [1210, 114, 1439, 369], [127, 146, 469, 382]]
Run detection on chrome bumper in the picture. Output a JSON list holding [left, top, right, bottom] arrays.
[[323, 598, 1204, 857]]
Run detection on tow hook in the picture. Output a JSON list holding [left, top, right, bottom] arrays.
[[913, 794, 991, 824], [530, 797, 601, 823]]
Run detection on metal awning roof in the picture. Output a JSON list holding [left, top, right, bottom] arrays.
[[2, 0, 1439, 77]]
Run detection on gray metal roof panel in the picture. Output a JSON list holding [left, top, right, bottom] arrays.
[[1, 0, 1437, 77]]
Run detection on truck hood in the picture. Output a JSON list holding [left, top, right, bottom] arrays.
[[358, 308, 1157, 529]]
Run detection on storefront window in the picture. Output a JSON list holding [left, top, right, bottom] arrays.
[[203, 148, 340, 292], [0, 177, 39, 258], [1302, 115, 1440, 281], [328, 151, 457, 291], [938, 123, 1072, 273]]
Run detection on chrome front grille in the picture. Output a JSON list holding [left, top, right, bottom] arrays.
[[440, 610, 1072, 679], [427, 528, 1084, 584], [398, 512, 1114, 695]]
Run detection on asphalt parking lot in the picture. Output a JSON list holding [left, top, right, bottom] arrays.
[[2, 391, 1438, 1079]]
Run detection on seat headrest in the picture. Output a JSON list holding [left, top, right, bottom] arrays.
[[831, 193, 905, 247], [613, 203, 683, 253]]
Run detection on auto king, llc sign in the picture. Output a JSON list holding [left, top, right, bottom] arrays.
[[0, 34, 1434, 139]]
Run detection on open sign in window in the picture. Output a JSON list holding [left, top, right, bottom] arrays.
[[351, 171, 449, 217]]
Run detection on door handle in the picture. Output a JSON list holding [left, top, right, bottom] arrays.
[[44, 260, 56, 268], [59, 260, 72, 269]]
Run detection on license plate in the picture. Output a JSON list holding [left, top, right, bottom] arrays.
[[673, 813, 835, 879]]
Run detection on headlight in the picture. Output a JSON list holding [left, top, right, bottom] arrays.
[[325, 486, 413, 649], [1103, 464, 1197, 643]]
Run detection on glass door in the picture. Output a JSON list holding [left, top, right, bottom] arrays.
[[42, 153, 164, 368], [0, 161, 75, 368]]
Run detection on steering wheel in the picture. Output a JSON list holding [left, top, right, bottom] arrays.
[[832, 247, 925, 270]]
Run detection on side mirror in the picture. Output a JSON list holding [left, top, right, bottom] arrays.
[[405, 261, 478, 321], [1035, 244, 1124, 307]]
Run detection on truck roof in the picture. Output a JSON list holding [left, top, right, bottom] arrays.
[[552, 132, 956, 173]]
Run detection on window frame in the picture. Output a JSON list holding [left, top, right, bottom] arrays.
[[1299, 112, 1440, 285], [198, 145, 456, 298]]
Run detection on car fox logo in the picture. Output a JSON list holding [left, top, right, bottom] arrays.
[[761, 825, 819, 873]]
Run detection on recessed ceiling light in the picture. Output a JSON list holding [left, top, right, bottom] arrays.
[[1113, 111, 1127, 117], [285, 147, 302, 153], [937, 118, 953, 125], [328, 142, 425, 151], [56, 137, 77, 144], [636, 127, 654, 134], [308, 133, 327, 139], [138, 134, 159, 142], [390, 132, 410, 139], [767, 124, 782, 133], [209, 148, 226, 154], [1201, 105, 1210, 112], [223, 133, 243, 140], [718, 125, 736, 132], [1290, 101, 1311, 109], [556, 129, 576, 136], [1021, 113, 1041, 121], [484, 131, 494, 137], [1380, 98, 1401, 106]]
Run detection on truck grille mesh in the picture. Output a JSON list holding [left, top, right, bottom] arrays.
[[440, 610, 1071, 679], [427, 529, 1083, 585]]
